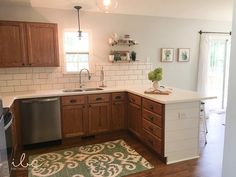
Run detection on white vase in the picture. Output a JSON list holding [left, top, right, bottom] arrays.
[[152, 81, 159, 90], [109, 55, 114, 62]]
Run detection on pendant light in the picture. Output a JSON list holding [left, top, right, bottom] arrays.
[[74, 6, 82, 39], [96, 0, 118, 13]]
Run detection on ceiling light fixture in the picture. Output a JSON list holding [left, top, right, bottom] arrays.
[[74, 6, 82, 39], [96, 0, 118, 13]]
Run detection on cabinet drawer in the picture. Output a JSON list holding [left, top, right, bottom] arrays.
[[128, 93, 141, 106], [112, 92, 126, 102], [143, 98, 163, 115], [61, 95, 85, 106], [143, 109, 162, 127], [143, 119, 162, 138], [88, 94, 110, 103], [143, 130, 162, 155]]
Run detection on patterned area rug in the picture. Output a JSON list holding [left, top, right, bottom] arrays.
[[28, 139, 154, 177]]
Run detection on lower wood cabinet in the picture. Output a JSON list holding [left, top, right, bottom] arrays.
[[88, 103, 110, 134], [111, 101, 126, 130], [128, 102, 142, 138], [62, 105, 87, 138]]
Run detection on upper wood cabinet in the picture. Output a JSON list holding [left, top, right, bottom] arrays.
[[0, 21, 27, 67], [26, 23, 59, 67], [0, 21, 59, 67]]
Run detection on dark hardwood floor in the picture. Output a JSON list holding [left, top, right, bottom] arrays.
[[11, 113, 225, 177]]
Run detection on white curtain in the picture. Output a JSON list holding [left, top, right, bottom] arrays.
[[197, 34, 211, 95]]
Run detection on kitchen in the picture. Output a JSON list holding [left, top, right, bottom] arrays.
[[0, 0, 235, 177]]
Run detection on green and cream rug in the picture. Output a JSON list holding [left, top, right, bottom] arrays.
[[28, 139, 153, 177]]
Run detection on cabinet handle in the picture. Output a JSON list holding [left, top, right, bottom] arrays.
[[88, 104, 91, 108], [29, 63, 32, 66], [96, 97, 102, 101], [115, 96, 121, 100], [149, 116, 154, 122], [131, 98, 135, 102], [70, 99, 77, 103], [22, 63, 25, 66]]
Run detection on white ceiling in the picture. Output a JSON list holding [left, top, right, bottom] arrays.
[[0, 0, 234, 21]]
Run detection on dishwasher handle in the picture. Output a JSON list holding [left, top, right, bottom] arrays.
[[21, 97, 59, 104]]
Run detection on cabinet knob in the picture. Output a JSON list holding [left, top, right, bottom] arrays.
[[22, 63, 25, 66], [29, 63, 32, 66], [148, 126, 154, 132], [149, 105, 154, 110]]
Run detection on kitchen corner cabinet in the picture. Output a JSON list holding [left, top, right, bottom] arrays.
[[61, 96, 88, 138], [111, 92, 127, 130], [127, 93, 142, 138], [0, 21, 59, 67]]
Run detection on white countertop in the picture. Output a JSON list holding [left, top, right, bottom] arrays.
[[0, 86, 216, 108]]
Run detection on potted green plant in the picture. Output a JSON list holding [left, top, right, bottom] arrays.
[[148, 67, 163, 90]]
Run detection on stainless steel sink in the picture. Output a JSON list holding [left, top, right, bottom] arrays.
[[83, 88, 104, 91], [62, 87, 103, 92], [63, 89, 83, 92]]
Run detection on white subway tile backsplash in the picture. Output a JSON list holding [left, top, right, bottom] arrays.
[[0, 62, 151, 93]]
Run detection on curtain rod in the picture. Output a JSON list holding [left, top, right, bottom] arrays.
[[199, 30, 231, 35]]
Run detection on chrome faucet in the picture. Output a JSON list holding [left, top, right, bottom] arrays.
[[79, 68, 91, 88]]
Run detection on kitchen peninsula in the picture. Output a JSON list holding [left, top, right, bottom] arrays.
[[0, 86, 213, 164]]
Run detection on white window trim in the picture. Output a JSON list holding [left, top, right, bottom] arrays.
[[63, 29, 94, 74]]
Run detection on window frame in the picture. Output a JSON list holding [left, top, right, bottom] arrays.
[[63, 29, 92, 74]]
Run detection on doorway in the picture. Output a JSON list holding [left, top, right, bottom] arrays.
[[198, 33, 231, 113]]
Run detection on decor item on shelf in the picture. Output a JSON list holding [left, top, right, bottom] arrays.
[[74, 6, 83, 40], [99, 66, 106, 87], [148, 67, 163, 90], [96, 0, 118, 13], [178, 48, 190, 62], [126, 52, 130, 61], [130, 51, 136, 61], [109, 50, 114, 62], [161, 48, 174, 62]]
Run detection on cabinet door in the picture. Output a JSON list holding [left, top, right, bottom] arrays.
[[26, 23, 59, 67], [62, 105, 87, 138], [128, 102, 142, 137], [88, 103, 110, 134], [111, 101, 126, 130], [0, 21, 27, 67]]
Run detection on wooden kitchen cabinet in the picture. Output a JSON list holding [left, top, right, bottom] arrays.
[[128, 93, 142, 137], [0, 21, 59, 67], [62, 105, 87, 138], [88, 103, 110, 134], [0, 21, 27, 67], [111, 92, 126, 130], [61, 96, 87, 138], [26, 23, 59, 67]]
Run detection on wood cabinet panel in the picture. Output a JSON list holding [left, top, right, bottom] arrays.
[[143, 109, 162, 127], [128, 93, 141, 106], [61, 96, 86, 106], [26, 23, 59, 67], [143, 98, 163, 115], [112, 92, 126, 102], [0, 21, 27, 67], [111, 101, 126, 130], [143, 129, 163, 155], [88, 94, 110, 104], [143, 118, 162, 138], [62, 105, 87, 138], [128, 102, 142, 137], [88, 103, 110, 134]]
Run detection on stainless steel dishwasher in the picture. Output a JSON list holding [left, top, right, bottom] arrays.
[[20, 97, 61, 145]]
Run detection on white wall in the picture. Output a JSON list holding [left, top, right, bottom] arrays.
[[0, 6, 232, 92], [222, 0, 236, 176]]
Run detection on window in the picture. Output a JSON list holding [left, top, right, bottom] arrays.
[[64, 31, 90, 73]]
